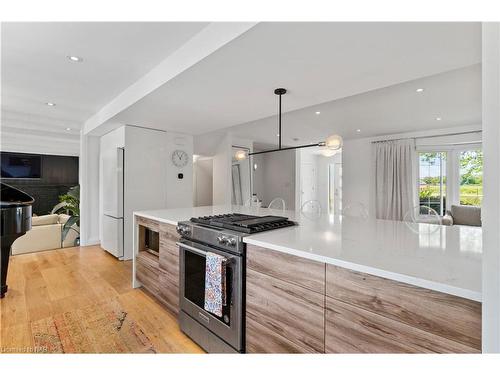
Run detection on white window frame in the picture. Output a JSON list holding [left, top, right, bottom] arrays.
[[416, 143, 482, 215]]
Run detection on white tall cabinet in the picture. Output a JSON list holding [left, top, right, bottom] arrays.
[[99, 125, 193, 260]]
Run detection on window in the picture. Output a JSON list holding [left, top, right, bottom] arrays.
[[418, 152, 447, 215], [417, 147, 483, 216], [459, 149, 483, 206]]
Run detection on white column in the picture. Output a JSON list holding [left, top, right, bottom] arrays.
[[79, 132, 101, 246], [482, 22, 500, 353]]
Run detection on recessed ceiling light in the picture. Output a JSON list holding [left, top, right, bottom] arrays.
[[315, 111, 321, 115], [67, 55, 83, 62], [356, 129, 361, 133], [436, 117, 442, 121], [66, 127, 71, 131], [416, 88, 424, 93], [292, 137, 299, 141], [46, 102, 56, 106]]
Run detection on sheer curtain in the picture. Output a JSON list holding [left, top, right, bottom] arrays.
[[375, 139, 416, 221]]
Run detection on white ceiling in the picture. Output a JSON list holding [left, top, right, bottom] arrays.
[[113, 22, 481, 136], [1, 22, 208, 139], [210, 63, 481, 151], [1, 22, 482, 154]]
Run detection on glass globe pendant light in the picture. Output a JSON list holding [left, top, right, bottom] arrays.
[[234, 149, 247, 161], [324, 134, 343, 150], [233, 88, 343, 159]]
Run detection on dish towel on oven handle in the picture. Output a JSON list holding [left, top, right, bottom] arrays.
[[204, 252, 227, 317]]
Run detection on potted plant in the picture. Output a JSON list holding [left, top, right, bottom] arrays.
[[53, 185, 80, 246]]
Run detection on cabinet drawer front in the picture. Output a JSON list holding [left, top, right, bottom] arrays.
[[160, 222, 180, 266], [136, 216, 160, 232], [159, 241, 179, 273], [158, 222, 180, 314], [246, 268, 325, 353], [326, 265, 481, 350], [246, 318, 314, 353], [247, 245, 325, 293], [160, 222, 180, 243], [159, 270, 179, 315], [136, 252, 160, 295], [325, 297, 479, 353]]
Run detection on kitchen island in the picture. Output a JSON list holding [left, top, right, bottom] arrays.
[[132, 205, 482, 353]]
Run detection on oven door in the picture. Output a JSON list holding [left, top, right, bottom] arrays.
[[178, 239, 243, 350]]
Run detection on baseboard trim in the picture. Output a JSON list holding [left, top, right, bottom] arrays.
[[81, 238, 100, 246]]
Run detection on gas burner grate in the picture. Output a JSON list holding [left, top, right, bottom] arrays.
[[190, 213, 295, 234]]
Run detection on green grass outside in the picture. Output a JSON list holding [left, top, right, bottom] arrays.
[[419, 184, 482, 206]]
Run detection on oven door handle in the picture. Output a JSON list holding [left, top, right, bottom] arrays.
[[176, 242, 208, 257], [177, 242, 234, 263]]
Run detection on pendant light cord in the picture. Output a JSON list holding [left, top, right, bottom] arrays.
[[278, 92, 282, 149], [247, 87, 342, 157]]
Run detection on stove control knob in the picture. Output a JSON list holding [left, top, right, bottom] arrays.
[[227, 237, 237, 247], [217, 235, 228, 245], [177, 225, 190, 236]]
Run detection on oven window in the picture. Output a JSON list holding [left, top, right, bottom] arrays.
[[184, 250, 232, 325]]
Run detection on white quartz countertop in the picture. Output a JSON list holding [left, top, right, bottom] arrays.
[[134, 205, 482, 301]]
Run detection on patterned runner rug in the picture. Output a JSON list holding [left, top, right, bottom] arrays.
[[31, 299, 156, 353]]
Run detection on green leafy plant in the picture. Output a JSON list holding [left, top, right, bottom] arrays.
[[419, 186, 433, 200], [53, 185, 80, 244]]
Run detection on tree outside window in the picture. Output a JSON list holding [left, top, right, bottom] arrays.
[[459, 150, 483, 206], [418, 149, 483, 215]]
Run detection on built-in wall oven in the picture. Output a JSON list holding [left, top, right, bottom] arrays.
[[177, 235, 244, 353]]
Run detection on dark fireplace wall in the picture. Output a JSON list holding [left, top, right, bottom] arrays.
[[2, 153, 79, 215]]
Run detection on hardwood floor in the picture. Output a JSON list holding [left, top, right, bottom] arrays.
[[0, 245, 204, 353]]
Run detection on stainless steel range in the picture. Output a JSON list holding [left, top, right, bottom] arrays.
[[176, 213, 295, 353]]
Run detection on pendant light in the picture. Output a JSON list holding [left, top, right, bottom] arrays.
[[233, 88, 343, 159], [325, 134, 343, 150], [234, 149, 247, 161]]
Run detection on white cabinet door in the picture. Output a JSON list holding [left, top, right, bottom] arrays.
[[101, 215, 123, 258], [300, 162, 317, 207]]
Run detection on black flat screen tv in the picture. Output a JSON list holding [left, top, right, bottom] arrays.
[[1, 152, 42, 179]]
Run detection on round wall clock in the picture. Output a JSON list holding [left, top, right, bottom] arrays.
[[171, 149, 189, 168]]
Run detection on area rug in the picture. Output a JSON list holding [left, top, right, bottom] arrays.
[[31, 299, 156, 353]]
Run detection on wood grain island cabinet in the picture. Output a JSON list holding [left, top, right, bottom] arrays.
[[135, 216, 180, 315], [245, 244, 481, 354]]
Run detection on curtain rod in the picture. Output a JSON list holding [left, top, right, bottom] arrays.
[[371, 130, 482, 144]]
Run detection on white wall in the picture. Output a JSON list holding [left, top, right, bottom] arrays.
[[232, 138, 253, 205], [295, 148, 342, 214], [79, 134, 100, 246], [482, 22, 500, 353], [316, 152, 342, 213], [253, 149, 296, 210], [342, 126, 482, 218], [342, 138, 375, 216], [1, 130, 80, 156], [164, 131, 194, 208], [124, 127, 193, 259], [193, 158, 213, 206], [295, 148, 316, 210], [97, 125, 193, 259], [212, 134, 232, 205]]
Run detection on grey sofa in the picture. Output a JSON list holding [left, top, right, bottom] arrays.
[[442, 205, 482, 227]]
